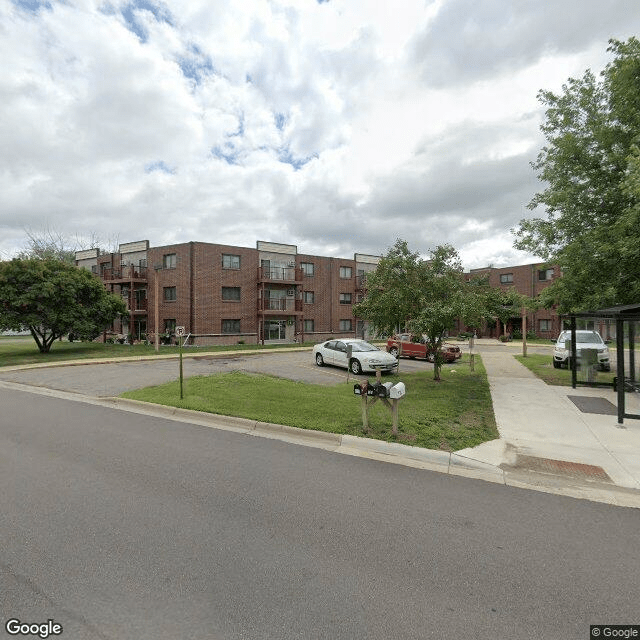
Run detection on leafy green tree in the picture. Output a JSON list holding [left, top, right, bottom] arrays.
[[354, 241, 491, 381], [352, 240, 427, 339], [485, 287, 534, 337], [514, 38, 640, 312], [0, 259, 127, 353]]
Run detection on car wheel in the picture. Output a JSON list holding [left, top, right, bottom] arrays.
[[389, 347, 399, 357], [552, 360, 560, 369], [315, 353, 324, 367], [426, 352, 435, 363], [350, 359, 362, 375], [602, 364, 611, 372]]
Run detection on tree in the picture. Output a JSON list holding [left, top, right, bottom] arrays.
[[354, 241, 491, 381], [352, 240, 427, 339], [485, 287, 534, 337], [16, 228, 77, 264], [15, 227, 120, 265], [0, 259, 128, 353], [514, 38, 640, 312]]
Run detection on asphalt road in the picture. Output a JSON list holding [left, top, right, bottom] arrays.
[[1, 386, 639, 640]]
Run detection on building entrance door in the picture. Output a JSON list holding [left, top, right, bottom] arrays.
[[265, 320, 286, 340]]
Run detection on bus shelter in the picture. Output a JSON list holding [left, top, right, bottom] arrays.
[[564, 304, 640, 426]]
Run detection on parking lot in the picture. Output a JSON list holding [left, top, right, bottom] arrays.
[[0, 347, 449, 397]]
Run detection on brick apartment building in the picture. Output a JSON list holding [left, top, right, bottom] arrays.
[[76, 239, 577, 345], [463, 263, 563, 339], [75, 240, 380, 345]]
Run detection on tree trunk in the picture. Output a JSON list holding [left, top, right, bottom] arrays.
[[30, 326, 55, 353]]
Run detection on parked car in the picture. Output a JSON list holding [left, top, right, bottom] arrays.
[[313, 339, 399, 375], [386, 334, 462, 363], [552, 330, 610, 371]]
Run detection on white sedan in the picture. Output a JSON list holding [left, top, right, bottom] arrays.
[[313, 339, 398, 375]]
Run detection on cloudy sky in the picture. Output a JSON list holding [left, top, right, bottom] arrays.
[[2, 0, 640, 268]]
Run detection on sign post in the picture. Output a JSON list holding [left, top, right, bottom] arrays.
[[176, 326, 185, 399]]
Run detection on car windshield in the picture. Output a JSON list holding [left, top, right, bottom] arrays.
[[350, 341, 379, 352], [559, 332, 603, 344]]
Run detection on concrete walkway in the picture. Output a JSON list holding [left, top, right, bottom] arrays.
[[456, 340, 640, 504]]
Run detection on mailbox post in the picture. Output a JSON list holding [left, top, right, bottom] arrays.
[[354, 379, 406, 435], [176, 326, 185, 399]]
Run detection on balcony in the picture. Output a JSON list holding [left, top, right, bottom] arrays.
[[257, 266, 302, 283], [102, 265, 148, 282], [121, 296, 148, 314], [257, 298, 303, 314]]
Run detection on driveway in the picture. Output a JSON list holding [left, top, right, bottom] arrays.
[[0, 348, 441, 397]]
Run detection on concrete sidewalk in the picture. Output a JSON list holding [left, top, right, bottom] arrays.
[[457, 341, 640, 502]]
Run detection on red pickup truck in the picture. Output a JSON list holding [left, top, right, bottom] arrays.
[[386, 334, 462, 363]]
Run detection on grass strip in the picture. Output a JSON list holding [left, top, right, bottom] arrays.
[[514, 354, 615, 386], [122, 358, 498, 452]]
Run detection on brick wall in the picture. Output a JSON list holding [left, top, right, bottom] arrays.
[[468, 263, 562, 338]]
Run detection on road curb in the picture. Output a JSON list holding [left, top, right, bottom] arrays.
[[2, 379, 638, 507]]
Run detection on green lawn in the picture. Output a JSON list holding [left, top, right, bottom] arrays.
[[514, 353, 615, 386], [0, 336, 312, 368], [122, 358, 498, 452]]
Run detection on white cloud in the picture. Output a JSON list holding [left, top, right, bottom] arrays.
[[2, 0, 640, 268]]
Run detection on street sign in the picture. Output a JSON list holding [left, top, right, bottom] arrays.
[[176, 326, 185, 337]]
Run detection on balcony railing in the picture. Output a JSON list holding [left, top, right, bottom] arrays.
[[102, 265, 148, 281], [257, 266, 302, 282], [257, 299, 303, 312], [121, 296, 148, 312]]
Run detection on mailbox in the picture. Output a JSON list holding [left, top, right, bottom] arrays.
[[389, 382, 406, 399], [373, 382, 391, 398], [367, 383, 378, 397], [354, 382, 369, 396]]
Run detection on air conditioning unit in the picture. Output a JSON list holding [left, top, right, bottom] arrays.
[[288, 261, 295, 267], [287, 289, 295, 296]]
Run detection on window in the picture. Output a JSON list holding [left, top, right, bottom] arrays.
[[339, 266, 352, 279], [539, 319, 552, 332], [339, 319, 352, 331], [222, 254, 241, 270], [222, 286, 241, 301], [538, 268, 554, 281], [163, 254, 176, 269], [303, 291, 315, 304], [301, 262, 314, 276], [340, 293, 352, 304], [222, 319, 241, 334], [304, 319, 314, 332], [500, 273, 513, 284], [163, 286, 176, 301], [164, 319, 176, 334]]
